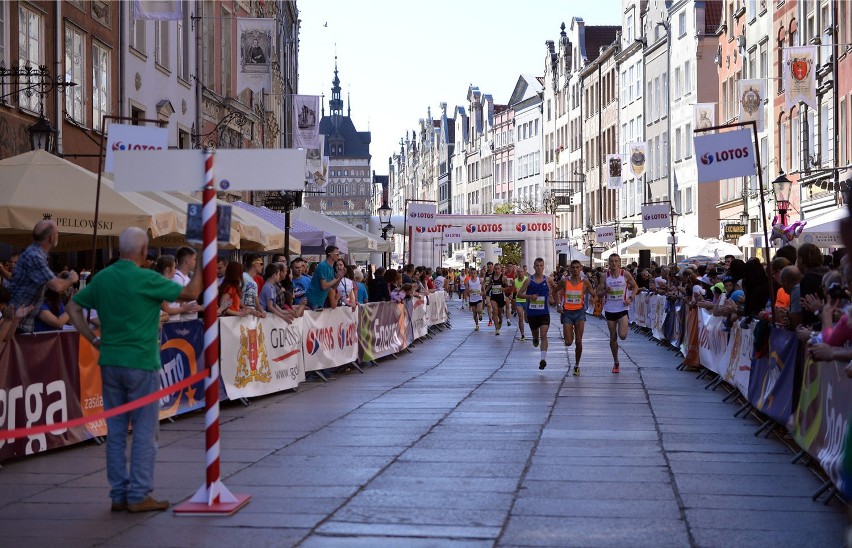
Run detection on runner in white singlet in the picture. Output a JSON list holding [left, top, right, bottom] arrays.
[[597, 254, 638, 374], [464, 269, 484, 331]]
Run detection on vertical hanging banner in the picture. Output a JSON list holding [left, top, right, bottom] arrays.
[[737, 79, 766, 133], [606, 155, 623, 189], [641, 204, 671, 230], [784, 46, 817, 110], [237, 18, 274, 93], [293, 95, 321, 150], [628, 142, 647, 180], [133, 0, 182, 20], [693, 103, 716, 131], [693, 129, 756, 183]]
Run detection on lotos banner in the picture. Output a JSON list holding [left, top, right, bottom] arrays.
[[407, 203, 438, 229], [694, 129, 756, 183], [596, 226, 615, 243], [747, 327, 798, 425], [641, 204, 671, 231], [791, 357, 852, 496], [104, 124, 168, 173], [301, 307, 359, 372], [358, 302, 406, 362], [219, 315, 305, 398]]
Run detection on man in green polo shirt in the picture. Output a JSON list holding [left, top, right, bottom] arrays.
[[68, 227, 202, 513]]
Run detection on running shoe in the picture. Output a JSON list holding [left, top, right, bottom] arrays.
[[539, 359, 547, 370], [612, 363, 620, 374], [532, 338, 539, 347], [475, 324, 479, 331], [519, 335, 526, 341], [495, 330, 500, 336], [506, 319, 511, 326], [573, 366, 580, 376], [488, 320, 493, 327]]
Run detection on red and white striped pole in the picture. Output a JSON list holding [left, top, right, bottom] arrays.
[[174, 149, 250, 515]]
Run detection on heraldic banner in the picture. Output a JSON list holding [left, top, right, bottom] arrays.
[[219, 315, 305, 399], [301, 306, 359, 372]]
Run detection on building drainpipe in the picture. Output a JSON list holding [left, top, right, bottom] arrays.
[[54, 2, 62, 154], [118, 1, 125, 118], [833, 0, 840, 205]]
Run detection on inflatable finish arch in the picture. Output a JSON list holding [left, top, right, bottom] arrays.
[[410, 213, 556, 269]]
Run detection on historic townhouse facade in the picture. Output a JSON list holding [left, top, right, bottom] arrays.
[[436, 102, 455, 215], [508, 74, 543, 210], [643, 1, 672, 209], [492, 102, 513, 208]]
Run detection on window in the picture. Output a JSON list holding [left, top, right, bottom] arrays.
[[820, 102, 831, 166], [621, 71, 627, 104], [92, 42, 110, 131], [654, 77, 661, 119], [685, 123, 692, 158], [808, 107, 817, 160], [759, 41, 767, 80], [791, 114, 800, 171], [684, 60, 691, 93], [841, 99, 848, 166], [65, 26, 85, 123], [776, 38, 784, 94], [177, 2, 190, 80], [678, 12, 686, 36], [221, 7, 231, 94], [675, 127, 682, 161], [154, 21, 169, 69], [627, 14, 634, 43], [684, 186, 693, 214], [0, 3, 8, 98], [674, 66, 682, 97], [780, 116, 789, 173], [130, 8, 146, 52], [18, 5, 43, 112]]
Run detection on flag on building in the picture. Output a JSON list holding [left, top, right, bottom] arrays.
[[133, 0, 182, 20], [737, 79, 765, 133], [606, 154, 623, 190], [693, 103, 716, 131], [784, 46, 817, 111], [237, 18, 274, 94], [628, 142, 646, 180]]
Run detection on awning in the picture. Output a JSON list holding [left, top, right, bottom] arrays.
[[233, 201, 344, 255], [290, 207, 391, 253], [799, 207, 846, 247]]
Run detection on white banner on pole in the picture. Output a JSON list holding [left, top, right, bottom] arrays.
[[628, 142, 647, 180], [133, 0, 182, 20], [493, 247, 503, 256], [301, 306, 359, 372], [694, 103, 716, 131], [737, 79, 765, 133], [237, 18, 274, 93], [784, 46, 817, 110], [606, 154, 623, 189], [442, 228, 463, 244], [114, 148, 307, 192], [555, 239, 570, 253], [641, 204, 671, 230], [694, 129, 756, 183], [407, 202, 438, 228], [596, 226, 615, 243], [293, 95, 321, 150], [104, 124, 168, 173], [219, 316, 305, 399]]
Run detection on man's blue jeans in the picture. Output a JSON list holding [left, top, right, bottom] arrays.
[[101, 366, 160, 505]]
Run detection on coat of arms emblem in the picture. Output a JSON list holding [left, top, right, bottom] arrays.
[[234, 323, 272, 388]]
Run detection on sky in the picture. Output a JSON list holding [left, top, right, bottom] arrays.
[[297, 0, 623, 173]]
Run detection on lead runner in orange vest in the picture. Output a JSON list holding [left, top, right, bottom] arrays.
[[556, 260, 597, 375]]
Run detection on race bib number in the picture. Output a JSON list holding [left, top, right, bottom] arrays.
[[608, 288, 624, 301], [565, 291, 582, 305], [491, 286, 503, 295], [529, 296, 545, 310], [471, 289, 481, 295]]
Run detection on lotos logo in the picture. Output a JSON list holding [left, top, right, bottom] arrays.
[[415, 226, 427, 233], [305, 327, 335, 355], [337, 322, 358, 348], [466, 223, 503, 233], [111, 141, 164, 152], [516, 222, 553, 232], [700, 153, 714, 165], [701, 147, 749, 165]]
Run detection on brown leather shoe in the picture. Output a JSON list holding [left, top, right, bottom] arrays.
[[127, 496, 169, 513], [111, 501, 127, 512]]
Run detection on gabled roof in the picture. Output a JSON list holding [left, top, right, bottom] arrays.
[[583, 26, 619, 62], [704, 0, 723, 34], [508, 74, 543, 106], [319, 114, 371, 157]]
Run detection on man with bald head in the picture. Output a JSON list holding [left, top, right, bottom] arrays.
[[68, 226, 202, 513], [8, 220, 78, 333]]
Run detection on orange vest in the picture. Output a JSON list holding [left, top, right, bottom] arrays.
[[563, 278, 584, 311]]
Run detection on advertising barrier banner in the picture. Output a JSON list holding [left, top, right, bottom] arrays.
[[220, 315, 306, 398], [791, 357, 852, 496], [697, 309, 728, 375], [648, 295, 667, 340], [301, 307, 359, 373], [633, 293, 648, 328], [681, 306, 701, 368], [720, 323, 753, 396], [358, 302, 406, 362], [411, 297, 429, 340], [157, 320, 206, 420], [427, 291, 448, 325], [747, 327, 798, 424]]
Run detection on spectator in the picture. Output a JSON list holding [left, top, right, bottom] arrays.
[[1, 252, 20, 287], [276, 262, 293, 307], [434, 268, 446, 292], [67, 226, 202, 513], [368, 267, 391, 302], [290, 257, 311, 306], [402, 264, 415, 284], [335, 261, 357, 307], [306, 246, 346, 310], [218, 262, 248, 317], [741, 258, 771, 321], [154, 255, 178, 324], [0, 286, 31, 343], [33, 288, 70, 332], [790, 243, 829, 328], [774, 265, 803, 329], [9, 220, 79, 333], [770, 256, 792, 311], [354, 269, 369, 304], [216, 257, 227, 286], [165, 251, 200, 321], [245, 254, 265, 295]]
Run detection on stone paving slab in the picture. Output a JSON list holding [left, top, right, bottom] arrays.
[[0, 310, 845, 546]]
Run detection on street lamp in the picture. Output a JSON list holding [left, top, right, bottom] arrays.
[[669, 211, 680, 264], [377, 202, 392, 226], [772, 172, 793, 226], [584, 226, 596, 269], [739, 211, 750, 227], [28, 115, 57, 153]]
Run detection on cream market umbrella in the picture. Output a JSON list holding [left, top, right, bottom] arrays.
[[681, 238, 743, 259], [142, 191, 241, 249], [0, 150, 179, 248]]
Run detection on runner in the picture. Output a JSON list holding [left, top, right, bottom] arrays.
[[513, 266, 529, 341], [484, 263, 512, 336], [517, 257, 558, 369], [503, 263, 515, 326], [458, 268, 468, 309], [597, 253, 638, 374], [482, 262, 494, 326], [557, 260, 597, 376], [463, 268, 484, 331]]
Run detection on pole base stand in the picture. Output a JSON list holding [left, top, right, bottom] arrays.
[[173, 481, 251, 516]]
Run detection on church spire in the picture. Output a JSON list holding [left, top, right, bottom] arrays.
[[329, 56, 343, 116]]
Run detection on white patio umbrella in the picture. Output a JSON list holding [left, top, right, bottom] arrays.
[[682, 238, 743, 259]]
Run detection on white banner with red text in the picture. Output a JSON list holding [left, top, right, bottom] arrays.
[[301, 306, 359, 372]]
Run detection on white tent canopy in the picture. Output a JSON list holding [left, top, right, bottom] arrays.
[[799, 207, 846, 247], [681, 238, 743, 259], [618, 230, 707, 255], [290, 207, 391, 253]]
